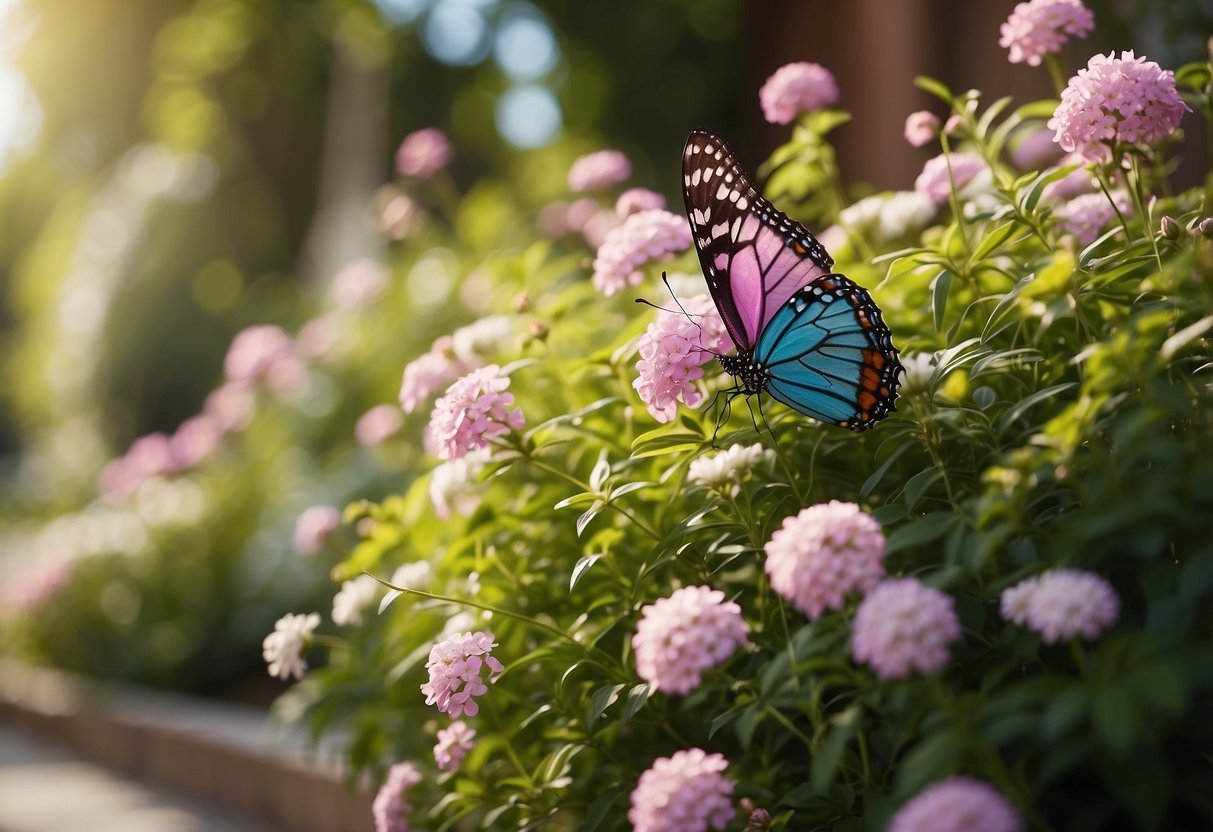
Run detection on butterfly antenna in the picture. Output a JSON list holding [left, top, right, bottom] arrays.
[[634, 298, 685, 316], [659, 271, 729, 361]]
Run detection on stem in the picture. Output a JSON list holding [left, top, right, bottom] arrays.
[[763, 423, 805, 505], [1127, 155, 1164, 272], [1042, 53, 1067, 97], [764, 705, 814, 749], [525, 455, 661, 540], [939, 131, 972, 253], [1094, 167, 1132, 240]]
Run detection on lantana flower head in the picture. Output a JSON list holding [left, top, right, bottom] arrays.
[[262, 612, 320, 680], [999, 0, 1094, 67], [223, 325, 297, 385], [1048, 51, 1191, 163], [169, 414, 224, 469], [633, 294, 729, 423], [429, 451, 487, 519], [420, 630, 505, 718], [688, 443, 774, 495], [372, 761, 423, 832], [427, 365, 524, 461], [632, 585, 750, 695], [629, 748, 735, 832], [1000, 568, 1119, 643], [759, 61, 839, 125], [1054, 191, 1131, 244], [591, 208, 692, 296], [764, 500, 886, 619], [331, 574, 381, 626], [889, 776, 1023, 832], [294, 505, 341, 555], [851, 579, 962, 680], [399, 336, 468, 415], [395, 127, 451, 179], [914, 153, 989, 204], [204, 381, 256, 433], [568, 149, 632, 192], [356, 404, 404, 446], [904, 111, 940, 147], [99, 432, 179, 501], [434, 721, 476, 771]]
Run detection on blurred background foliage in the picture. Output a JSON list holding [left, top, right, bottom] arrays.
[[0, 0, 1210, 698]]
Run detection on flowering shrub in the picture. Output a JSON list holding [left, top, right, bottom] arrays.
[[5, 5, 1213, 831]]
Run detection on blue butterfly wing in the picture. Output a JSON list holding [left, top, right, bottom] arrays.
[[755, 275, 901, 430]]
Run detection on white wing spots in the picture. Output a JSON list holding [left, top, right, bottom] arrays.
[[704, 144, 715, 155], [714, 151, 723, 160], [691, 169, 702, 186], [704, 167, 714, 182], [710, 221, 729, 238], [725, 173, 734, 184], [730, 216, 742, 239], [728, 189, 740, 203], [714, 252, 728, 270], [736, 197, 748, 210], [715, 166, 724, 177], [692, 208, 707, 226], [698, 236, 710, 246], [683, 174, 691, 186], [715, 183, 730, 201]]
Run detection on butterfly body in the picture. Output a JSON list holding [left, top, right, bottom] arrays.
[[682, 130, 901, 430]]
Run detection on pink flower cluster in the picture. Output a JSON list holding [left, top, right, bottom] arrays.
[[434, 720, 476, 771], [763, 501, 887, 619], [914, 153, 989, 204], [294, 505, 341, 555], [1054, 191, 1131, 243], [420, 630, 505, 718], [759, 61, 839, 125], [999, 0, 1094, 67], [0, 557, 73, 614], [332, 259, 389, 310], [1048, 51, 1191, 163], [629, 749, 735, 832], [1001, 568, 1119, 643], [568, 149, 632, 192], [98, 432, 180, 501], [395, 128, 452, 179], [616, 187, 666, 217], [591, 208, 692, 296], [223, 324, 305, 393], [372, 761, 423, 832], [632, 585, 750, 695], [356, 404, 404, 446], [427, 365, 524, 461], [851, 579, 962, 680], [632, 294, 729, 423], [904, 111, 941, 147], [889, 776, 1023, 832], [399, 336, 467, 415]]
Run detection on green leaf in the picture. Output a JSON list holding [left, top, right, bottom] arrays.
[[587, 683, 626, 728], [811, 706, 862, 791], [1091, 687, 1138, 757], [859, 444, 911, 499], [620, 684, 652, 724], [932, 270, 953, 331], [569, 554, 601, 591], [886, 512, 957, 553], [903, 468, 942, 510], [894, 730, 964, 795], [576, 501, 605, 537], [970, 221, 1019, 262], [583, 787, 627, 832], [913, 75, 954, 104], [997, 382, 1077, 431]]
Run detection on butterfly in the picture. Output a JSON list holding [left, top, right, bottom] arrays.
[[681, 129, 901, 430]]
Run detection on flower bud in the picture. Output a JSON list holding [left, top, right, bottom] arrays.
[[1159, 215, 1181, 240], [1197, 217, 1213, 239]]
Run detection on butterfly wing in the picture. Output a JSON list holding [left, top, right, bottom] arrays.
[[682, 129, 834, 352], [755, 275, 901, 430]]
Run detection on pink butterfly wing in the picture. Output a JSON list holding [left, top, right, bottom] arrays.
[[682, 129, 834, 352]]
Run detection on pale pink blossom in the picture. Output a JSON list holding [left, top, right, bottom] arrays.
[[451, 315, 515, 362], [262, 612, 320, 680], [563, 198, 600, 233], [169, 414, 223, 469], [356, 404, 404, 446], [419, 630, 505, 718], [889, 776, 1023, 832], [904, 111, 940, 147], [395, 128, 451, 179], [332, 259, 389, 309], [1054, 191, 1131, 243], [914, 153, 989, 204], [1010, 127, 1064, 170], [759, 61, 839, 124], [1000, 568, 1119, 643], [434, 721, 476, 771], [376, 189, 423, 241], [592, 208, 693, 296], [999, 0, 1094, 66], [1040, 153, 1095, 201], [582, 208, 622, 249], [1, 558, 73, 614], [429, 452, 487, 519], [633, 294, 729, 423], [851, 579, 962, 680], [204, 381, 255, 432], [617, 187, 667, 217], [372, 761, 422, 832], [568, 149, 631, 192], [428, 365, 524, 461], [98, 432, 178, 501], [537, 200, 571, 237], [331, 575, 381, 626], [633, 586, 750, 695], [296, 316, 341, 360], [294, 505, 340, 555], [1048, 51, 1191, 163], [764, 501, 886, 619], [629, 749, 735, 832], [399, 337, 467, 414], [223, 325, 296, 384]]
